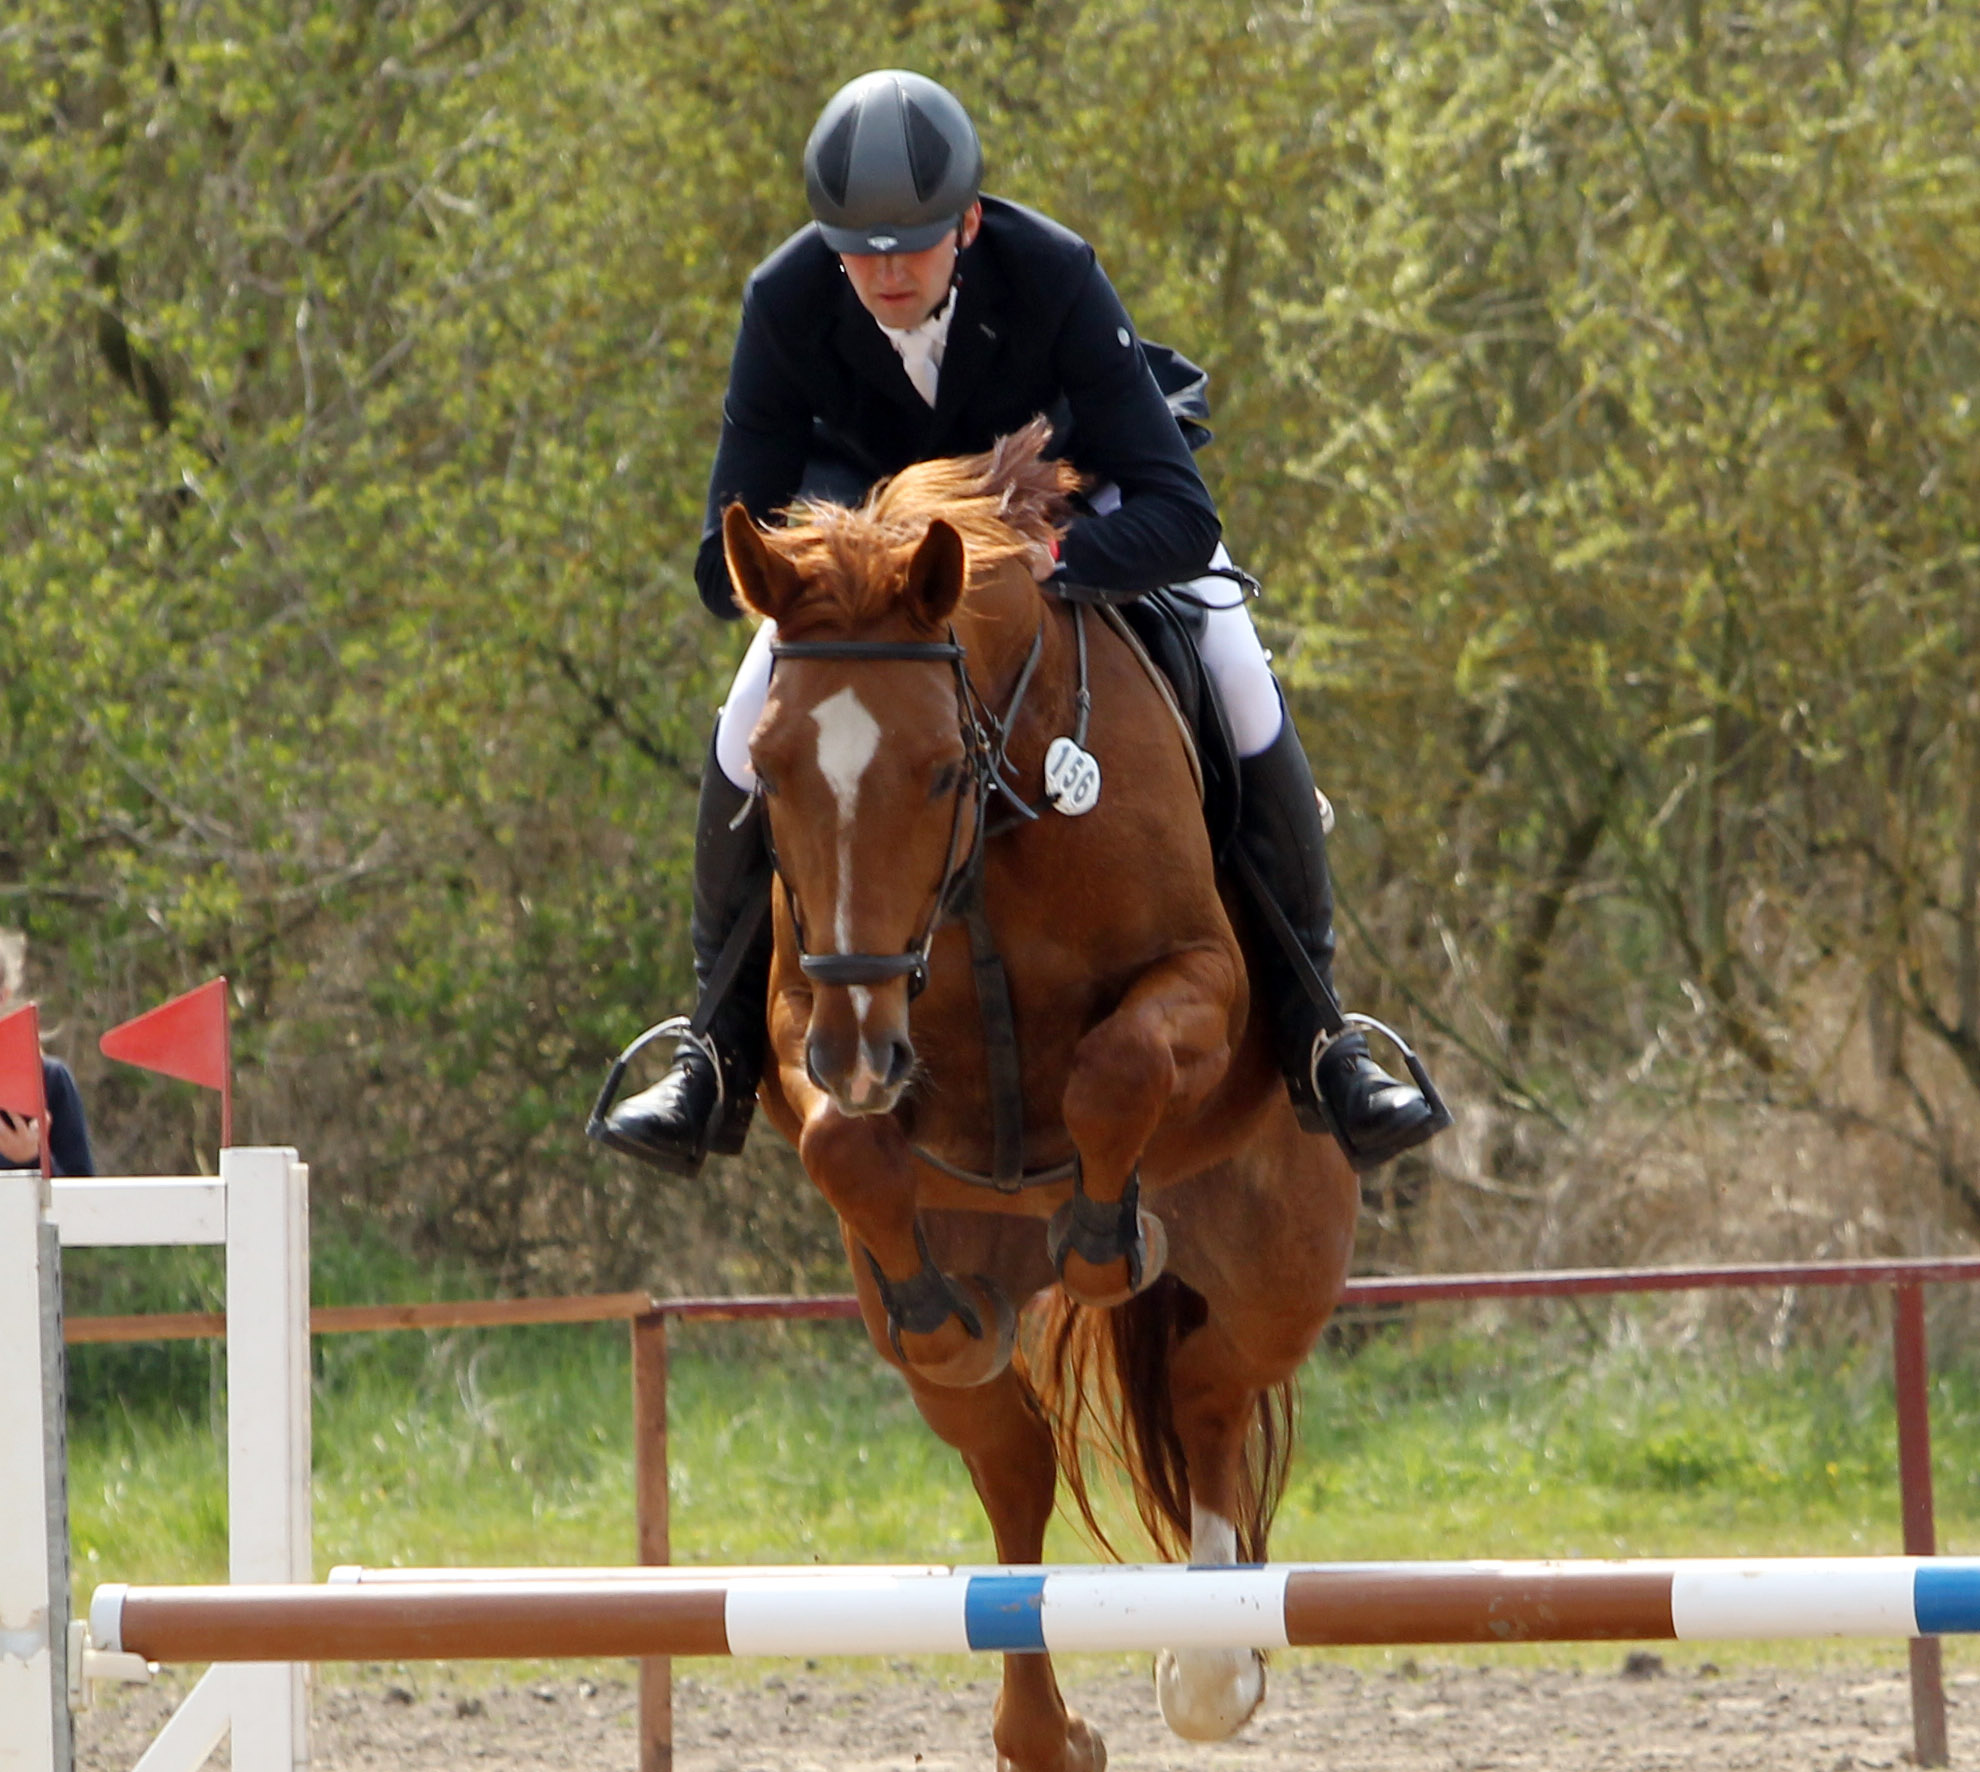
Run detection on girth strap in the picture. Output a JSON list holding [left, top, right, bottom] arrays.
[[1225, 846, 1350, 1040]]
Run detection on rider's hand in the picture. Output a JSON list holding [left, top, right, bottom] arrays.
[[0, 1109, 40, 1166], [1026, 541, 1057, 581]]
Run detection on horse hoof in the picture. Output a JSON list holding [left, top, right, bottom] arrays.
[[1056, 1209, 1168, 1310], [896, 1276, 1016, 1387], [1154, 1645, 1266, 1741], [995, 1707, 1107, 1772]]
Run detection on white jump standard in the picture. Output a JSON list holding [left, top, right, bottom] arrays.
[[87, 1557, 1980, 1665], [2, 1152, 311, 1772]]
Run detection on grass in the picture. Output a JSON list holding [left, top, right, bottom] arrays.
[[66, 1310, 1980, 1570], [62, 1298, 1980, 1682]]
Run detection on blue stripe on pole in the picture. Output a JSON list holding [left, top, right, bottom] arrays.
[[1914, 1565, 1980, 1635], [964, 1574, 1048, 1651]]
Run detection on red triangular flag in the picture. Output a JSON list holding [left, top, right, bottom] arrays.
[[102, 975, 232, 1128], [0, 1002, 47, 1123]]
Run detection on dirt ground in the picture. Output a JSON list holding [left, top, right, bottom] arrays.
[[76, 1655, 1979, 1770]]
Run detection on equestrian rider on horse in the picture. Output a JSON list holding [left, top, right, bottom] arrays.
[[592, 69, 1441, 1178]]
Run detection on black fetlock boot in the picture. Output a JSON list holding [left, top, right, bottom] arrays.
[[1230, 712, 1447, 1172], [588, 734, 774, 1176]]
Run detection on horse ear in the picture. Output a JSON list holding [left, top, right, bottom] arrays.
[[904, 518, 966, 628], [723, 502, 803, 621]]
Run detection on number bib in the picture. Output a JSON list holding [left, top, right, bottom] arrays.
[[1044, 737, 1101, 817]]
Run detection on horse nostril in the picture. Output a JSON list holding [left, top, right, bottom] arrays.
[[882, 1037, 916, 1090], [805, 1037, 827, 1090]]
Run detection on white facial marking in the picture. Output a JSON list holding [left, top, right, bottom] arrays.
[[1155, 1505, 1264, 1742], [810, 685, 883, 953]]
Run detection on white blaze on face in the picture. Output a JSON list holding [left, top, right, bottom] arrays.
[[1154, 1505, 1265, 1742], [809, 683, 883, 956]]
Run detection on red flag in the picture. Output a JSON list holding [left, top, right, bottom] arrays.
[[0, 1002, 49, 1177], [0, 1002, 46, 1121], [101, 978, 233, 1146]]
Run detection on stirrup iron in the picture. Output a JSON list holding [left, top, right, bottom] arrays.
[[586, 1016, 726, 1141], [1311, 1012, 1454, 1160]]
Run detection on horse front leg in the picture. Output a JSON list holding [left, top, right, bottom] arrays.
[[803, 1104, 1017, 1386], [767, 974, 1016, 1387], [1054, 945, 1240, 1308], [903, 1366, 1107, 1772]]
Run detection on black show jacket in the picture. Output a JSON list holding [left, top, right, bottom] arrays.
[[693, 196, 1221, 617]]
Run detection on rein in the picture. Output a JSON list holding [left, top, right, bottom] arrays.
[[765, 603, 1092, 1191]]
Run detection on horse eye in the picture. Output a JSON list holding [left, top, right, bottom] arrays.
[[929, 760, 963, 799]]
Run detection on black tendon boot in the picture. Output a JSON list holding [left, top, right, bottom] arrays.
[[1232, 714, 1444, 1171], [588, 736, 774, 1175]]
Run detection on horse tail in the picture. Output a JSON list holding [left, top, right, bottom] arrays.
[[1021, 1277, 1299, 1564]]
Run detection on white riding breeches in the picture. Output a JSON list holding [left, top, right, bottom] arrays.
[[713, 544, 1284, 792], [1190, 544, 1285, 759]]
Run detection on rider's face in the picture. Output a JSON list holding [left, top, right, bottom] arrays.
[[839, 203, 982, 329]]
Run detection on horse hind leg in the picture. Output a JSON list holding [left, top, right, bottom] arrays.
[[1149, 1315, 1288, 1742], [1153, 1501, 1268, 1741], [1151, 1110, 1355, 1739]]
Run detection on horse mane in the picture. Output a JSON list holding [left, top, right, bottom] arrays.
[[759, 417, 1082, 629]]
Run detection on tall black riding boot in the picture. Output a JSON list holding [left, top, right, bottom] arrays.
[[588, 733, 774, 1176], [1232, 712, 1443, 1171]]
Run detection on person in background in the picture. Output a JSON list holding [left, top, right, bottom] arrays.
[[0, 929, 97, 1176]]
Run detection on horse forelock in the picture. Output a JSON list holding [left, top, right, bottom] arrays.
[[761, 418, 1082, 633]]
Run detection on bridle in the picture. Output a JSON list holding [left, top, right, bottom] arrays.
[[763, 622, 1049, 999]]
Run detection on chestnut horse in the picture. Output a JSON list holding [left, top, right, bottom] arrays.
[[722, 424, 1358, 1772]]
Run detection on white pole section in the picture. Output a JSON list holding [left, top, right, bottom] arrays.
[[46, 1179, 226, 1248], [222, 1149, 313, 1772], [0, 1171, 69, 1772]]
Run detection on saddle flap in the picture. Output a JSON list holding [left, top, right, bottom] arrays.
[[1108, 590, 1242, 860]]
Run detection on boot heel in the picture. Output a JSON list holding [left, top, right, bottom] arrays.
[[708, 1091, 756, 1156], [1289, 1096, 1332, 1139]]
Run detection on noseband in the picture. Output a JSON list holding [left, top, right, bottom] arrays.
[[764, 627, 1046, 998]]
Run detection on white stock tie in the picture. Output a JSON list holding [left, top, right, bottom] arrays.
[[895, 330, 941, 406], [879, 290, 956, 409]]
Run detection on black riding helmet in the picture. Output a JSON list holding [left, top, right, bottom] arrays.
[[804, 70, 983, 255]]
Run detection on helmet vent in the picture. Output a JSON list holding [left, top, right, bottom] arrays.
[[902, 96, 953, 203], [812, 108, 856, 208]]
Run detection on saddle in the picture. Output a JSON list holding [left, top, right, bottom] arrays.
[[1108, 588, 1243, 863]]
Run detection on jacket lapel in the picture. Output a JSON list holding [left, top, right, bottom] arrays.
[[831, 283, 930, 428], [930, 253, 1007, 448]]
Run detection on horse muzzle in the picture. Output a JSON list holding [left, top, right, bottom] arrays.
[[805, 1006, 917, 1117]]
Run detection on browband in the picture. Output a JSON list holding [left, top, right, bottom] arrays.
[[769, 639, 966, 664]]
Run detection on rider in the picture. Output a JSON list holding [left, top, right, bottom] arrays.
[[592, 69, 1440, 1177]]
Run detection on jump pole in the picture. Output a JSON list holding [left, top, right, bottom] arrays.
[[88, 1557, 1980, 1664]]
